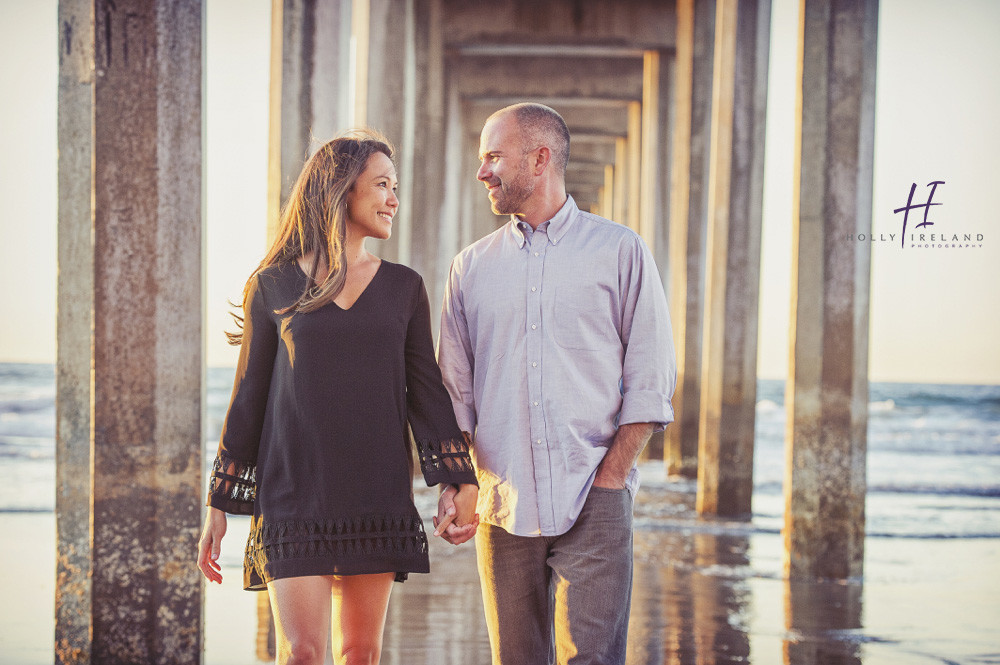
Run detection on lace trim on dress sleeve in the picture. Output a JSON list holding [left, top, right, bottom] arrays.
[[414, 432, 475, 483], [207, 450, 257, 514]]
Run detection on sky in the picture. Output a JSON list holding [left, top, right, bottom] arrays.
[[1, 0, 998, 385]]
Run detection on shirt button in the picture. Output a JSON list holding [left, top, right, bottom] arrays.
[[536, 439, 542, 445], [534, 252, 540, 257], [531, 286, 537, 292], [531, 324, 537, 330], [532, 362, 537, 367], [533, 401, 539, 406]]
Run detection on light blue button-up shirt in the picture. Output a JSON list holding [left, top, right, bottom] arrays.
[[438, 196, 677, 536]]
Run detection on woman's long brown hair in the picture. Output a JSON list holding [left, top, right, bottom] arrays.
[[227, 129, 395, 345]]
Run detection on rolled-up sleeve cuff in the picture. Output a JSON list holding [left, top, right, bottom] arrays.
[[452, 402, 477, 435], [619, 389, 674, 432]]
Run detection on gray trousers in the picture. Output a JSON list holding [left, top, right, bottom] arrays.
[[475, 486, 634, 665]]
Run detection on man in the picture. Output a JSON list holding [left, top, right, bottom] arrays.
[[438, 102, 676, 665]]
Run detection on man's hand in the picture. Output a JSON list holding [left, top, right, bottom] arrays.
[[593, 422, 655, 489], [433, 484, 479, 545]]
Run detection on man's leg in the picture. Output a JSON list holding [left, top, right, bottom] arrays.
[[476, 523, 553, 665], [548, 487, 634, 665]]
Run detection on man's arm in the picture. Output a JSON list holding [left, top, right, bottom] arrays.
[[437, 259, 477, 434], [594, 235, 676, 490], [617, 235, 677, 431], [593, 422, 655, 489], [436, 258, 480, 545]]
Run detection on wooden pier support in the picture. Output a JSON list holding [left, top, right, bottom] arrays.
[[784, 0, 878, 580], [56, 1, 204, 663], [697, 0, 770, 517]]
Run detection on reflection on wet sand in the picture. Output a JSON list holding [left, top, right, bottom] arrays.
[[784, 578, 863, 665], [628, 530, 753, 665], [376, 478, 877, 665], [381, 537, 492, 664]]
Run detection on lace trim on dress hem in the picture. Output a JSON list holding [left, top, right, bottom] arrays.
[[208, 451, 257, 506], [415, 432, 475, 477], [246, 514, 428, 573]]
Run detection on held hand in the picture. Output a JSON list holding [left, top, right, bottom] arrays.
[[452, 483, 478, 526], [197, 507, 227, 584], [433, 485, 459, 536], [433, 484, 479, 545], [437, 512, 479, 545]]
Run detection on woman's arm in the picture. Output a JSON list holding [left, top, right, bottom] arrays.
[[404, 276, 478, 489], [206, 273, 279, 515]]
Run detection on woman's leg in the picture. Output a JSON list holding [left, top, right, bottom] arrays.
[[268, 576, 334, 665], [330, 572, 395, 665]]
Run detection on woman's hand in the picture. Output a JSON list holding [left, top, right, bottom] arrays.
[[433, 484, 479, 545], [197, 507, 227, 584]]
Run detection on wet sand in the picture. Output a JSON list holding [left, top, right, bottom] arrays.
[[2, 468, 998, 664]]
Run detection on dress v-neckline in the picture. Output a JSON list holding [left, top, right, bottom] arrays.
[[295, 259, 384, 311]]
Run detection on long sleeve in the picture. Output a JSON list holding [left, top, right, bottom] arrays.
[[617, 235, 677, 429], [405, 276, 477, 488], [207, 273, 278, 514], [437, 258, 478, 434]]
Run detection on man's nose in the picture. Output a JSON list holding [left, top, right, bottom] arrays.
[[477, 161, 490, 182]]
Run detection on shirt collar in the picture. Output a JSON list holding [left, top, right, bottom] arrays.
[[507, 195, 578, 249]]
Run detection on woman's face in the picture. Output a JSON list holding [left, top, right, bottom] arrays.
[[346, 151, 399, 241]]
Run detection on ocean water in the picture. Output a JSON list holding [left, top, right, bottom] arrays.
[[3, 362, 1000, 664], [1, 362, 998, 540]]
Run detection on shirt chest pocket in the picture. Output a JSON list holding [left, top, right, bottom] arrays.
[[552, 284, 619, 351]]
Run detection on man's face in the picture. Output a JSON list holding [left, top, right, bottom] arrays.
[[477, 114, 535, 216]]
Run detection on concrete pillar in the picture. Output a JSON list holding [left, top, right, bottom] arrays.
[[626, 100, 642, 233], [601, 164, 616, 220], [55, 2, 95, 661], [267, 0, 352, 240], [56, 1, 204, 663], [355, 0, 418, 265], [639, 50, 670, 256], [666, 0, 715, 478], [638, 49, 673, 462], [437, 72, 465, 288], [613, 137, 627, 225], [465, 124, 495, 243], [409, 0, 448, 312], [696, 0, 770, 518], [784, 0, 877, 580]]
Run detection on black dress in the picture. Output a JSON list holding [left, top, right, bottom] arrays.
[[207, 260, 476, 590]]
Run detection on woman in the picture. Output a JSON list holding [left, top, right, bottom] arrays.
[[197, 129, 478, 665]]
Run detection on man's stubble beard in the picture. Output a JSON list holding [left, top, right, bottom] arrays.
[[490, 165, 535, 216]]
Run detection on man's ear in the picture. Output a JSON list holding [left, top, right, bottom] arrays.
[[532, 146, 552, 175]]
